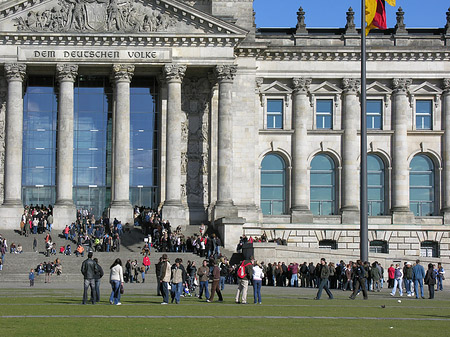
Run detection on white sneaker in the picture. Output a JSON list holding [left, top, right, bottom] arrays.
[[400, 294, 403, 297], [161, 302, 168, 305], [116, 302, 122, 306], [390, 293, 394, 296], [407, 294, 412, 297]]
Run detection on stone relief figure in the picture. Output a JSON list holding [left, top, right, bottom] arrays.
[[14, 0, 178, 33]]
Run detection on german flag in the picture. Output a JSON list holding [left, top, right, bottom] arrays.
[[366, 0, 396, 35]]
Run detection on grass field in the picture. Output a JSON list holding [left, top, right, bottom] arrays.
[[1, 285, 449, 336]]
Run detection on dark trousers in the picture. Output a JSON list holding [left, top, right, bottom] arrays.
[[161, 281, 169, 303], [157, 277, 161, 296], [94, 279, 101, 302], [316, 278, 333, 299], [209, 280, 223, 302], [350, 278, 368, 299], [83, 278, 96, 304], [428, 284, 435, 299]]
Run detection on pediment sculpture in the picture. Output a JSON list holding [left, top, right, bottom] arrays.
[[13, 0, 178, 33]]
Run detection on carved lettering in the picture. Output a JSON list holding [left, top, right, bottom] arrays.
[[34, 50, 56, 58]]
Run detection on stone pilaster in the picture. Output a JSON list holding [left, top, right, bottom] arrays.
[[53, 64, 78, 229], [391, 78, 415, 224], [213, 64, 239, 220], [341, 78, 360, 224], [161, 64, 187, 227], [109, 64, 134, 225], [291, 77, 313, 223], [0, 63, 26, 228], [442, 79, 450, 223]]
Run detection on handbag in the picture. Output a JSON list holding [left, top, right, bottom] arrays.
[[120, 284, 124, 294]]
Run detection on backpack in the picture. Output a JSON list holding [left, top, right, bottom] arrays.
[[394, 268, 402, 279], [237, 261, 251, 279]]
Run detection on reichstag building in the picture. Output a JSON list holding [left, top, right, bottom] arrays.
[[0, 0, 449, 258]]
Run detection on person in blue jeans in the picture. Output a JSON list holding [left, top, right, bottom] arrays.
[[437, 263, 445, 291], [315, 258, 334, 300], [109, 258, 124, 305], [252, 261, 264, 304], [412, 259, 426, 299], [197, 260, 210, 300]]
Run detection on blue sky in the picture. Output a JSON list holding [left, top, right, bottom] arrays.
[[253, 0, 449, 28]]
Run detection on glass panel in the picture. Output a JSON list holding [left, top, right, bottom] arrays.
[[410, 155, 433, 171], [262, 154, 285, 170], [368, 188, 383, 200], [410, 174, 433, 187], [316, 99, 333, 113], [267, 99, 283, 113], [271, 201, 284, 215], [311, 154, 334, 170], [261, 186, 284, 200], [261, 201, 271, 215], [416, 100, 432, 114], [310, 187, 333, 201], [368, 173, 383, 186], [260, 154, 285, 215], [310, 173, 334, 186], [261, 172, 284, 185]]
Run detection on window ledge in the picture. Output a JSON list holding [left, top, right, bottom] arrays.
[[408, 130, 444, 135], [259, 129, 294, 135], [308, 130, 344, 135]]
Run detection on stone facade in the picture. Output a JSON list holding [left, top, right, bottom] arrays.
[[0, 1, 449, 259]]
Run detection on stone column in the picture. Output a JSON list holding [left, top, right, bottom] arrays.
[[391, 78, 414, 223], [213, 64, 238, 220], [0, 63, 26, 229], [442, 79, 450, 223], [109, 64, 134, 225], [53, 64, 78, 229], [291, 78, 313, 223], [341, 78, 360, 224], [161, 64, 187, 227]]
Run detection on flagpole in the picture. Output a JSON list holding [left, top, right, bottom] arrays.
[[360, 0, 369, 262]]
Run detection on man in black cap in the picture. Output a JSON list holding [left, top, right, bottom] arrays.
[[314, 258, 333, 300]]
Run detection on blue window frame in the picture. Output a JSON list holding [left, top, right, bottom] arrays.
[[316, 99, 333, 129], [22, 76, 57, 206], [261, 154, 286, 215], [367, 99, 382, 129], [310, 154, 335, 215], [410, 155, 434, 216], [416, 100, 432, 130], [267, 99, 283, 129], [367, 154, 385, 215]]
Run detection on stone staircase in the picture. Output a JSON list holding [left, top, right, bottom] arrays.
[[0, 226, 236, 285]]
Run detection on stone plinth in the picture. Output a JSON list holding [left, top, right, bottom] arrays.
[[0, 205, 24, 229], [109, 204, 134, 226], [215, 216, 245, 250], [53, 204, 76, 230]]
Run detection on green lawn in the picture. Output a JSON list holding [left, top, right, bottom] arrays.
[[1, 287, 449, 336]]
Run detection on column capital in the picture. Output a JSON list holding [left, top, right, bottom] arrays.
[[56, 64, 78, 82], [164, 64, 186, 82], [443, 78, 450, 93], [392, 78, 412, 94], [4, 63, 26, 82], [342, 78, 360, 94], [112, 64, 135, 82], [292, 77, 311, 94], [214, 64, 237, 83]]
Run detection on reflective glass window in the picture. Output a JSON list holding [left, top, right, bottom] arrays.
[[22, 76, 57, 206], [310, 154, 335, 215], [367, 154, 385, 215], [416, 100, 432, 130], [367, 99, 382, 129], [410, 155, 434, 216], [316, 99, 333, 129], [266, 99, 283, 129], [260, 154, 286, 215]]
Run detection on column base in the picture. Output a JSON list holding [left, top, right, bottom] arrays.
[[109, 203, 133, 226], [161, 201, 186, 229], [0, 204, 24, 229], [213, 201, 238, 220], [392, 208, 415, 224], [442, 208, 450, 224], [341, 206, 359, 224], [214, 216, 246, 250], [290, 206, 313, 223], [53, 204, 76, 230]]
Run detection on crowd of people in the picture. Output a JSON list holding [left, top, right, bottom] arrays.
[[31, 258, 63, 285]]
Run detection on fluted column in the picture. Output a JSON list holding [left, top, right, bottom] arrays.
[[55, 64, 77, 205], [161, 64, 186, 227], [291, 78, 313, 223], [109, 64, 134, 224], [442, 79, 450, 223], [391, 78, 414, 223], [341, 78, 360, 223], [3, 63, 26, 207], [213, 64, 238, 219]]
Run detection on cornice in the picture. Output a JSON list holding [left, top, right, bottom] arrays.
[[0, 33, 244, 47]]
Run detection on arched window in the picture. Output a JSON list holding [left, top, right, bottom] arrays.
[[410, 155, 435, 216], [260, 154, 286, 215], [368, 154, 385, 215], [310, 154, 335, 215]]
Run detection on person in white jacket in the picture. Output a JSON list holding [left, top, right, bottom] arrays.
[[110, 258, 124, 305], [252, 261, 264, 304], [390, 263, 403, 297]]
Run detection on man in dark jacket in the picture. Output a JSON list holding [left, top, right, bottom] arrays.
[[314, 258, 333, 300], [207, 260, 223, 302], [349, 260, 368, 300], [81, 251, 98, 304], [93, 258, 104, 303], [412, 259, 426, 299], [155, 257, 163, 296]]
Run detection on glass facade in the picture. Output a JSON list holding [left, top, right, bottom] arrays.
[[410, 154, 435, 216], [367, 99, 382, 129], [316, 99, 333, 129], [73, 76, 113, 217], [416, 100, 432, 130], [266, 99, 283, 129], [367, 154, 385, 215], [129, 78, 159, 208], [22, 76, 57, 206], [260, 154, 286, 215], [310, 154, 335, 215]]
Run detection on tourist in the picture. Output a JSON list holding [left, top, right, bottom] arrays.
[[437, 263, 445, 291], [349, 260, 368, 300], [314, 258, 333, 300], [29, 268, 35, 287], [424, 263, 437, 299], [208, 260, 223, 303], [252, 261, 264, 304], [93, 258, 104, 303], [159, 254, 171, 305], [81, 251, 98, 305], [197, 260, 210, 300], [235, 256, 254, 304], [390, 264, 403, 297], [413, 259, 426, 299], [109, 258, 124, 305]]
